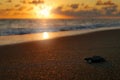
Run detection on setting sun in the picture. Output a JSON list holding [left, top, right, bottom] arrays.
[[34, 5, 52, 18], [40, 8, 50, 16]]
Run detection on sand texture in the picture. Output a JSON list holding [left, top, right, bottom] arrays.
[[0, 29, 120, 80]]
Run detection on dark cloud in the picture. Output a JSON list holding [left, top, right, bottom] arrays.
[[96, 0, 103, 5], [70, 4, 79, 9], [29, 0, 44, 5], [7, 0, 12, 3], [81, 3, 85, 6], [5, 9, 11, 11], [102, 5, 118, 15], [69, 3, 90, 10], [0, 8, 32, 16], [95, 0, 119, 16], [96, 0, 115, 6], [52, 6, 63, 14], [14, 4, 21, 7], [4, 8, 13, 11], [52, 2, 120, 18], [104, 0, 115, 5], [13, 12, 31, 16], [84, 5, 90, 9], [52, 6, 102, 17], [17, 6, 26, 11], [20, 0, 27, 4]]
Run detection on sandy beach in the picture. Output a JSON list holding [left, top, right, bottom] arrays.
[[0, 29, 120, 80]]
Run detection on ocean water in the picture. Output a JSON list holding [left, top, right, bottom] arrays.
[[0, 18, 120, 45], [0, 18, 120, 36]]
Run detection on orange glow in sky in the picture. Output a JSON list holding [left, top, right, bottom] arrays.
[[33, 5, 52, 18], [0, 0, 120, 19]]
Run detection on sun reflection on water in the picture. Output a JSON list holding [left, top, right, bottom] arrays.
[[42, 32, 49, 39], [0, 30, 92, 45]]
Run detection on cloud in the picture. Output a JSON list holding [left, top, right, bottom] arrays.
[[96, 0, 115, 6], [0, 8, 14, 15], [52, 6, 63, 14], [84, 5, 90, 9], [1, 0, 120, 18], [20, 0, 27, 4], [104, 0, 115, 5], [81, 3, 85, 6], [7, 0, 12, 3], [5, 9, 12, 11], [14, 4, 21, 7], [70, 4, 79, 9], [102, 5, 118, 15], [29, 0, 44, 5], [95, 0, 119, 16], [17, 6, 27, 11], [52, 2, 120, 18], [53, 3, 91, 13], [96, 0, 103, 5], [0, 8, 33, 17], [52, 6, 102, 17], [70, 3, 91, 10], [1, 8, 14, 11], [13, 12, 31, 16]]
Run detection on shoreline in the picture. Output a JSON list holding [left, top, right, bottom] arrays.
[[0, 27, 120, 46]]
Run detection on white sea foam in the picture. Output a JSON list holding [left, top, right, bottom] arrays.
[[0, 19, 120, 36]]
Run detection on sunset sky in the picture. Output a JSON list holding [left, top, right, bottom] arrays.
[[0, 0, 120, 19]]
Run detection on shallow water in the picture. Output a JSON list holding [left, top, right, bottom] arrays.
[[0, 27, 120, 45]]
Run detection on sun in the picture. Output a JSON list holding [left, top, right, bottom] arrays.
[[40, 8, 50, 16], [34, 5, 52, 18]]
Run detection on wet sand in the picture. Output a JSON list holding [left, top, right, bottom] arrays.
[[0, 29, 120, 80]]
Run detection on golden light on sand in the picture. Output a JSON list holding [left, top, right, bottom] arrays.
[[34, 5, 52, 18], [43, 32, 49, 39]]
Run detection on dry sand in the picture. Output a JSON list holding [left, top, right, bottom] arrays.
[[0, 29, 120, 80]]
